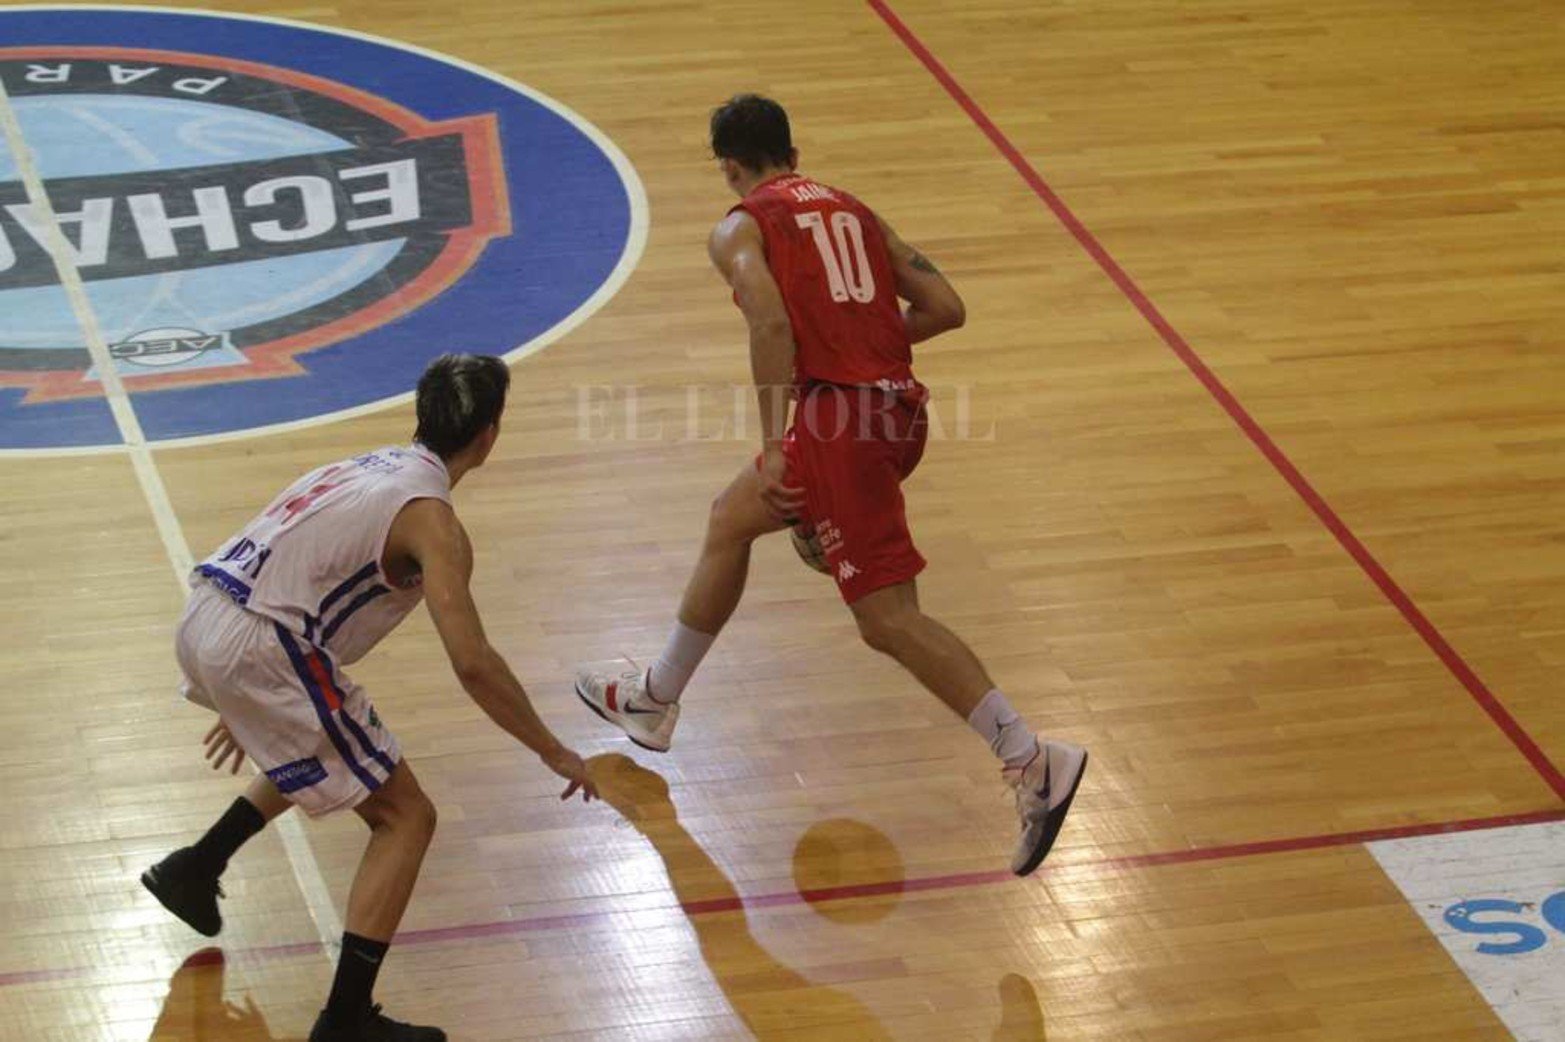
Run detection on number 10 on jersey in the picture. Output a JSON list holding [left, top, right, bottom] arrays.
[[796, 210, 876, 303]]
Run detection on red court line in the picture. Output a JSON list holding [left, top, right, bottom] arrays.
[[866, 0, 1565, 803], [6, 806, 1561, 990], [1106, 806, 1565, 868]]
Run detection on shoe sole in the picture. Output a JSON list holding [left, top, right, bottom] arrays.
[[1014, 750, 1089, 879], [140, 866, 221, 937], [574, 680, 670, 753]]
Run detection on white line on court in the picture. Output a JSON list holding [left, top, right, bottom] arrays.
[[0, 74, 344, 960]]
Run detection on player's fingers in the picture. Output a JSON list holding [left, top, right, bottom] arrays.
[[560, 778, 581, 801], [204, 721, 224, 744], [766, 494, 805, 521], [769, 481, 806, 507], [229, 747, 245, 774]]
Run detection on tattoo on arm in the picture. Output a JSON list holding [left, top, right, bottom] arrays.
[[910, 250, 939, 274]]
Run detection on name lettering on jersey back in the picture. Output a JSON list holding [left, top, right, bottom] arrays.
[[789, 182, 838, 203], [217, 536, 272, 581], [353, 451, 401, 473]]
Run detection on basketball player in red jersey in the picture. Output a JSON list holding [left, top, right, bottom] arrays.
[[577, 95, 1086, 876]]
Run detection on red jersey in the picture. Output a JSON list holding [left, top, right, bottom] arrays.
[[732, 174, 915, 390]]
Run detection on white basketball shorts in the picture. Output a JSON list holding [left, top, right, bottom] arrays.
[[176, 581, 402, 816]]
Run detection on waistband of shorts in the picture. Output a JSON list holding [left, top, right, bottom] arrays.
[[797, 379, 927, 403], [192, 564, 253, 608]]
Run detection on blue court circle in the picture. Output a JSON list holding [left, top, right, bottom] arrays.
[[0, 6, 644, 450]]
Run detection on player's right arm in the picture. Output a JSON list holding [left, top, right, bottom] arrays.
[[387, 498, 597, 802], [708, 210, 806, 522], [876, 215, 966, 344]]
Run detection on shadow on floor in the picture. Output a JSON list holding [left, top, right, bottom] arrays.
[[593, 752, 895, 1041], [994, 972, 1047, 1041], [149, 948, 302, 1042]]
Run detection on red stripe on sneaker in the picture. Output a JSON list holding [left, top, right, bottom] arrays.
[[604, 682, 618, 713]]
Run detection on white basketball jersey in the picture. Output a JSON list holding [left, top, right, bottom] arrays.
[[194, 443, 452, 664]]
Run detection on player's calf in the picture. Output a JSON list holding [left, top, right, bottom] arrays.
[[852, 589, 1090, 876]]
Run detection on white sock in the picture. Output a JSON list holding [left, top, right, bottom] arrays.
[[647, 621, 716, 704], [967, 689, 1040, 769]]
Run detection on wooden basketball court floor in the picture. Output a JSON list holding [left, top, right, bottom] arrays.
[[3, 0, 1564, 1038]]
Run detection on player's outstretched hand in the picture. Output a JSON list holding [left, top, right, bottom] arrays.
[[543, 745, 599, 802], [759, 445, 806, 523], [203, 719, 246, 774]]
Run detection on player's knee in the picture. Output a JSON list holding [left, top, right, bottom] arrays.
[[386, 787, 437, 844], [856, 610, 914, 656], [390, 774, 437, 834], [410, 790, 438, 840], [705, 489, 748, 545], [361, 767, 437, 840]]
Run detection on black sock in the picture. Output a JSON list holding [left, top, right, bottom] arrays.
[[187, 797, 266, 876], [325, 932, 390, 1025]]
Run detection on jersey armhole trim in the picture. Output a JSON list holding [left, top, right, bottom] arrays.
[[374, 492, 453, 587]]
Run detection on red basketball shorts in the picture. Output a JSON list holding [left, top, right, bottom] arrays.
[[782, 384, 929, 604]]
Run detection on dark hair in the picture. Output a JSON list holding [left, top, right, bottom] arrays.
[[710, 94, 793, 173], [414, 353, 509, 459]]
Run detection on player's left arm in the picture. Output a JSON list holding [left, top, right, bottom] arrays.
[[708, 211, 804, 521], [389, 497, 597, 801], [875, 215, 966, 344]]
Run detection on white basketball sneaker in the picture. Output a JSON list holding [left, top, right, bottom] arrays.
[[1005, 737, 1088, 877], [574, 668, 680, 752]]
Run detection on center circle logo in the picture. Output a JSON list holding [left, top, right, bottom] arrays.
[[0, 7, 645, 451]]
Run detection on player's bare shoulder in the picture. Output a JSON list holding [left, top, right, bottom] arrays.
[[385, 495, 470, 583], [708, 208, 763, 267]]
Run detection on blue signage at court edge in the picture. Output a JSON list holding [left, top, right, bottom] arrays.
[[0, 6, 644, 450], [1445, 891, 1565, 956]]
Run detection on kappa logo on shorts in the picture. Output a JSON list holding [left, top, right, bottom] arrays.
[[837, 560, 861, 582], [0, 8, 644, 450]]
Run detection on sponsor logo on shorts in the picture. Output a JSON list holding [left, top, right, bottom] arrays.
[[266, 755, 328, 793], [816, 518, 844, 554], [836, 559, 861, 583]]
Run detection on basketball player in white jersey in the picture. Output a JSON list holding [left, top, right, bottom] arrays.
[[141, 355, 597, 1042]]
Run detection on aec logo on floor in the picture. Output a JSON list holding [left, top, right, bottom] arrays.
[[0, 6, 644, 450]]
